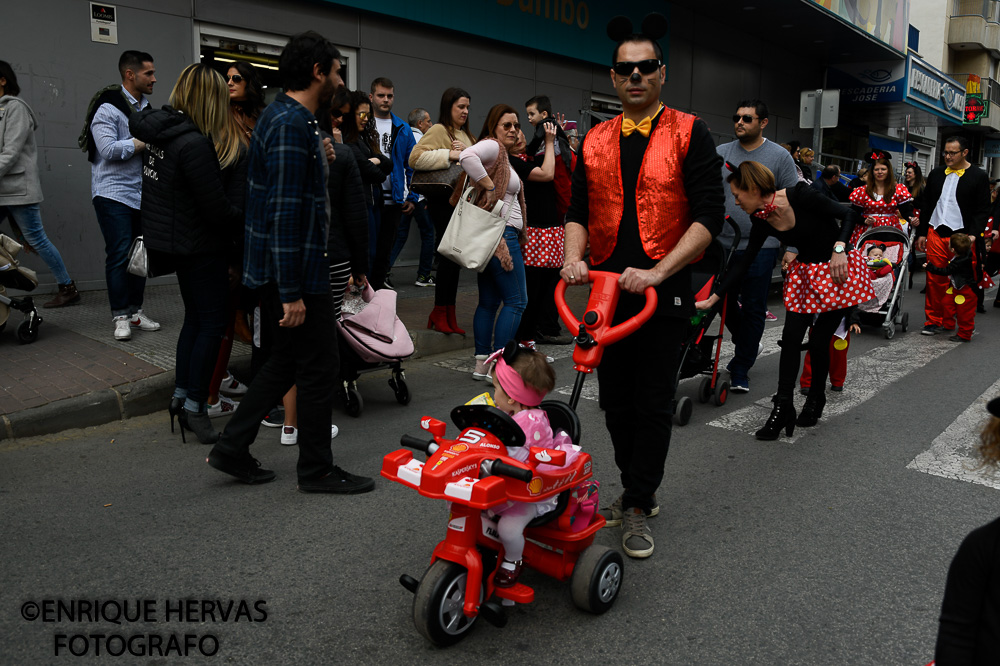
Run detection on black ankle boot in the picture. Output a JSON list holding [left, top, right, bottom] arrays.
[[168, 397, 183, 434], [796, 393, 827, 427], [756, 396, 796, 440], [179, 408, 219, 444]]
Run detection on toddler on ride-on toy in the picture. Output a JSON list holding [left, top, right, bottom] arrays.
[[486, 341, 581, 588]]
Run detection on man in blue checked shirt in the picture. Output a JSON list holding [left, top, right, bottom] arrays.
[[207, 32, 374, 495], [88, 50, 161, 341]]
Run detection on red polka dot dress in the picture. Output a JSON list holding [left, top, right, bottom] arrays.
[[848, 183, 913, 247]]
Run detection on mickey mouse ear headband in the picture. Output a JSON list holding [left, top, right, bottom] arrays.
[[725, 161, 738, 173], [865, 150, 892, 164], [606, 12, 669, 43], [904, 161, 918, 169], [988, 396, 1000, 418]]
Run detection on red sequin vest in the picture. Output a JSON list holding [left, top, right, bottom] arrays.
[[583, 108, 695, 264]]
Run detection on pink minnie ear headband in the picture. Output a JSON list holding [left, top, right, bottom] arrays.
[[485, 341, 547, 407]]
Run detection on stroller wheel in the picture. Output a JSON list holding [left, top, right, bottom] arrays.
[[16, 319, 38, 344], [0, 322, 6, 335], [883, 322, 896, 340], [713, 380, 730, 407], [346, 387, 363, 417], [389, 375, 411, 406], [673, 396, 692, 426], [698, 377, 713, 404], [900, 312, 909, 332]]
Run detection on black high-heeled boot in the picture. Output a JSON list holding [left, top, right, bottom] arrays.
[[178, 408, 220, 444], [755, 396, 796, 440], [796, 393, 827, 427], [168, 397, 183, 435]]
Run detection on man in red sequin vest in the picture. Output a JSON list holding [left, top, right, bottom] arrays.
[[561, 34, 725, 559]]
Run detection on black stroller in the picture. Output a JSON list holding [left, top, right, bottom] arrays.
[[0, 234, 42, 343], [672, 216, 741, 426]]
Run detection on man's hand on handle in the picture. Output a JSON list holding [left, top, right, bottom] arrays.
[[560, 261, 590, 286]]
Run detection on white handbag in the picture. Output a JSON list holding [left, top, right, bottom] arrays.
[[437, 186, 511, 272]]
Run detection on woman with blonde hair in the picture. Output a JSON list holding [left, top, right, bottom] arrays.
[[130, 64, 244, 443]]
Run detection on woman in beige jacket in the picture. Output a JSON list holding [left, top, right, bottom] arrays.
[[409, 87, 475, 334]]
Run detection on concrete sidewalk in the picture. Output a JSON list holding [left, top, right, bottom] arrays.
[[0, 269, 583, 440]]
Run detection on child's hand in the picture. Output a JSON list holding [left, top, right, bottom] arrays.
[[922, 262, 928, 268], [849, 324, 860, 334]]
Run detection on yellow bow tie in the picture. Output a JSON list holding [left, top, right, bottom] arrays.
[[622, 116, 652, 138], [945, 167, 965, 177]]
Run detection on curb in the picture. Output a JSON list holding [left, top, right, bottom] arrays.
[[0, 330, 469, 441]]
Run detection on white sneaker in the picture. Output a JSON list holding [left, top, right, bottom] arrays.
[[131, 309, 161, 331], [282, 424, 338, 446], [472, 355, 491, 381], [219, 372, 248, 396], [113, 316, 132, 341], [206, 395, 238, 418]]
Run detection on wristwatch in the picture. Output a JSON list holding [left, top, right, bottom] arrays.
[[833, 244, 845, 254]]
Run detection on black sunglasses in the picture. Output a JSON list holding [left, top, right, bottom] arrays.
[[612, 59, 661, 76], [500, 121, 521, 131], [227, 74, 244, 84], [732, 114, 758, 124]]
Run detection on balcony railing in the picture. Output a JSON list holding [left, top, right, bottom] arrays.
[[951, 0, 1000, 22]]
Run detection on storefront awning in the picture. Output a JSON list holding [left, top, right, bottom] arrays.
[[869, 135, 916, 153]]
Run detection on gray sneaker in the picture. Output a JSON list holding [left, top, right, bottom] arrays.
[[598, 493, 659, 527], [622, 508, 654, 558]]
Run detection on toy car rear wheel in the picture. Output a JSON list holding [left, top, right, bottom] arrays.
[[713, 380, 729, 406], [571, 545, 623, 614], [16, 320, 38, 344], [413, 560, 480, 646], [698, 377, 713, 404], [389, 375, 411, 405], [673, 396, 692, 426]]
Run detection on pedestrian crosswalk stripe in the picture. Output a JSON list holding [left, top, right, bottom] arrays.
[[906, 378, 1000, 490], [707, 336, 957, 442]]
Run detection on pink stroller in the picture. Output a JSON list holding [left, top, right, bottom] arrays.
[[0, 234, 42, 343], [336, 284, 414, 417]]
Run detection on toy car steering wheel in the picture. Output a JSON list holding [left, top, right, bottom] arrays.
[[450, 405, 525, 450]]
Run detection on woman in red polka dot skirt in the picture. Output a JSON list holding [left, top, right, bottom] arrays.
[[848, 151, 915, 247], [696, 161, 874, 440]]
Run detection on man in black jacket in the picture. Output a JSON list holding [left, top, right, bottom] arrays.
[[915, 136, 992, 335]]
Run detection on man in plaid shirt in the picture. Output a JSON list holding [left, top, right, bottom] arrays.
[[208, 32, 374, 494]]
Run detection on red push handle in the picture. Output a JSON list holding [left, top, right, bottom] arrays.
[[554, 270, 657, 373]]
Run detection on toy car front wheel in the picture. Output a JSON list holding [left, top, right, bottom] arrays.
[[413, 560, 480, 646], [570, 545, 623, 614], [713, 380, 729, 407]]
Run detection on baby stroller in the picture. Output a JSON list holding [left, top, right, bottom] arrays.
[[0, 234, 42, 344], [336, 284, 414, 417], [672, 216, 741, 426], [855, 226, 912, 339]]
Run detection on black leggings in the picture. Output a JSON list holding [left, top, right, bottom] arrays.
[[778, 308, 851, 399], [427, 193, 461, 307]]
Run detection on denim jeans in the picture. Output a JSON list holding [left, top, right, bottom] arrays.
[[92, 196, 145, 317], [389, 199, 435, 277], [174, 254, 229, 407], [474, 227, 527, 355], [0, 203, 72, 285], [723, 247, 778, 380]]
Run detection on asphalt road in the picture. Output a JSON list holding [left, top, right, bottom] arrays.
[[3, 283, 1000, 665]]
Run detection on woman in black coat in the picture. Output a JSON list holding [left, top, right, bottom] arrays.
[[697, 161, 873, 440], [341, 90, 391, 279], [130, 64, 243, 444]]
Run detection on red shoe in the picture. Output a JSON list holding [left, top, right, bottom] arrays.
[[446, 305, 466, 335], [427, 305, 455, 333], [494, 559, 523, 588]]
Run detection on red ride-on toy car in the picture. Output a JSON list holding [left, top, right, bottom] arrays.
[[383, 271, 655, 646]]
